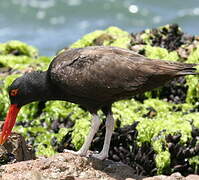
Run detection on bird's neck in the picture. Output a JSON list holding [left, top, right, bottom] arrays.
[[30, 71, 66, 102]]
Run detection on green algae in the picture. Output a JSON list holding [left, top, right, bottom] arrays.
[[70, 30, 104, 48], [71, 112, 91, 149], [185, 45, 199, 104], [189, 155, 199, 173], [113, 98, 198, 173], [156, 151, 171, 174], [136, 101, 193, 143], [0, 40, 51, 71], [0, 40, 38, 57], [70, 26, 131, 49], [0, 55, 51, 70], [144, 45, 179, 61]]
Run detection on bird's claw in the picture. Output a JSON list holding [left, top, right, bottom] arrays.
[[90, 152, 108, 160], [63, 149, 88, 156], [63, 149, 108, 160]]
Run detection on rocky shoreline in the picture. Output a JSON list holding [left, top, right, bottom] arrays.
[[0, 24, 199, 179]]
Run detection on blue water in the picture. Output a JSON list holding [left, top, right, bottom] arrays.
[[0, 0, 199, 55]]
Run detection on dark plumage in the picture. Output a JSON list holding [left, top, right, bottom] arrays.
[[0, 46, 198, 159]]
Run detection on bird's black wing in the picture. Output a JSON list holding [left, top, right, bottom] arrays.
[[49, 46, 197, 102]]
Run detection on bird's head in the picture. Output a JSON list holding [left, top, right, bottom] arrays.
[[0, 71, 50, 144]]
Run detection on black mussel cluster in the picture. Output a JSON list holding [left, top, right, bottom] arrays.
[[134, 76, 188, 104], [166, 124, 199, 175], [52, 117, 199, 176], [151, 76, 188, 104], [54, 120, 157, 176], [91, 120, 157, 176], [131, 24, 194, 51], [0, 152, 16, 165]]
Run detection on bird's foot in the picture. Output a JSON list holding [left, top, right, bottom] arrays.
[[91, 152, 108, 160], [63, 149, 87, 157], [64, 149, 108, 160]]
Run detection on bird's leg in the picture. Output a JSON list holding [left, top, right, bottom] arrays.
[[92, 109, 114, 160], [76, 113, 101, 156]]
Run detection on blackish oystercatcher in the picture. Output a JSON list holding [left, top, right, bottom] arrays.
[[0, 46, 198, 160]]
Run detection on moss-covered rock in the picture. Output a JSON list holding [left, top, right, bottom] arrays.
[[0, 40, 38, 57], [70, 26, 131, 49]]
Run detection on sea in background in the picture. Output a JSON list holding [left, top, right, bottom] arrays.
[[0, 0, 199, 56]]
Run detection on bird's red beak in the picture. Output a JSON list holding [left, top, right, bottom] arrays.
[[0, 104, 20, 145]]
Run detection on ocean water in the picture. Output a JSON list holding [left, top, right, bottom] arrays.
[[0, 0, 199, 55]]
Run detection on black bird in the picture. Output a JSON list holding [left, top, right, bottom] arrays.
[[0, 46, 198, 160]]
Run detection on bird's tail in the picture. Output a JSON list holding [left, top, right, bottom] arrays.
[[175, 63, 199, 76]]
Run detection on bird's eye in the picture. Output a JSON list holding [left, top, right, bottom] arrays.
[[10, 89, 19, 96]]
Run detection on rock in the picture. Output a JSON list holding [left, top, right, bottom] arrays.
[[0, 132, 35, 164], [141, 172, 199, 180], [93, 34, 114, 46], [143, 175, 167, 180], [186, 174, 199, 180], [0, 151, 199, 180], [0, 152, 144, 180], [167, 172, 185, 180]]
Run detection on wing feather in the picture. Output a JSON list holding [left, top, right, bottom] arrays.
[[48, 46, 197, 101]]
